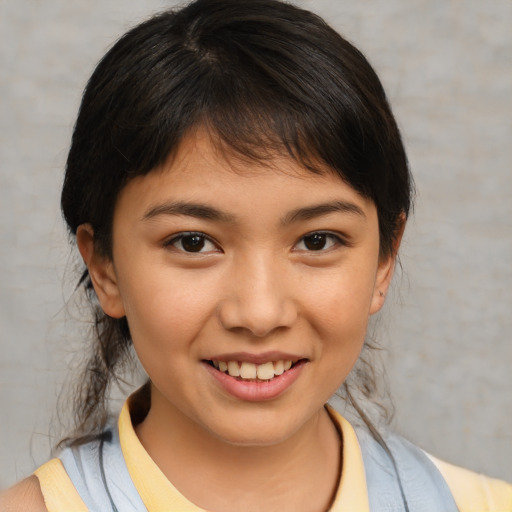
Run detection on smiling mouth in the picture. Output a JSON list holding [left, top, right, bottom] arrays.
[[207, 359, 303, 381]]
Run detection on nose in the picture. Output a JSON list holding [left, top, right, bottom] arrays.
[[217, 253, 298, 337]]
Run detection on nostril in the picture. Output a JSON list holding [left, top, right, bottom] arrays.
[[216, 290, 298, 337]]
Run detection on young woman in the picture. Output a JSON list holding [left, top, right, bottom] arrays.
[[2, 0, 511, 510]]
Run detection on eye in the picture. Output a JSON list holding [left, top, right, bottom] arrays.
[[294, 232, 341, 252], [166, 232, 219, 253]]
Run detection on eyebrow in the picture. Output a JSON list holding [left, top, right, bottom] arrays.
[[281, 200, 366, 224], [142, 201, 236, 223], [142, 199, 365, 224]]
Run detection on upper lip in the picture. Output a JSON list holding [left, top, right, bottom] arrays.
[[205, 351, 306, 364]]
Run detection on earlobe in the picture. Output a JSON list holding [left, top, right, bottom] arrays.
[[76, 224, 126, 319], [369, 214, 406, 315]]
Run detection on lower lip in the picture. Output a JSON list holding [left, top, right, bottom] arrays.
[[203, 361, 306, 402]]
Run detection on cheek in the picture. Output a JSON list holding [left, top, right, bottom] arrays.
[[302, 261, 378, 384], [117, 268, 219, 354], [304, 262, 377, 333]]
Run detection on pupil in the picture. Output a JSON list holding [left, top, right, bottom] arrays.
[[304, 233, 326, 250], [182, 235, 205, 252]]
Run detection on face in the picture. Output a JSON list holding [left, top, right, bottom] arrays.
[[82, 130, 396, 447]]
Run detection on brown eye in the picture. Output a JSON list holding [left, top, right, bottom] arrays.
[[181, 234, 206, 252], [303, 233, 328, 250], [167, 232, 218, 253], [295, 232, 340, 252]]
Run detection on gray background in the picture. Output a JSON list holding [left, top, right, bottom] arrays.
[[1, 0, 511, 489]]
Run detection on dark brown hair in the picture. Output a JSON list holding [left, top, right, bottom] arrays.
[[61, 0, 412, 443]]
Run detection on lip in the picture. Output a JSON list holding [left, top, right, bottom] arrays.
[[203, 358, 307, 402], [205, 351, 304, 364]]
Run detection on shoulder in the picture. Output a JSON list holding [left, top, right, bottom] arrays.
[[428, 454, 512, 512], [33, 457, 89, 512], [0, 476, 47, 512]]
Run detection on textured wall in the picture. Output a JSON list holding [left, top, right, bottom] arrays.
[[1, 0, 510, 489]]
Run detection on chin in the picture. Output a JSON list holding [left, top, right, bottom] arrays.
[[214, 427, 295, 448], [203, 408, 308, 448]]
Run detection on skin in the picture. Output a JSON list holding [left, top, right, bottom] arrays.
[[0, 476, 47, 512], [74, 129, 401, 512]]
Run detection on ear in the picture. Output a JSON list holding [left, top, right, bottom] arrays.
[[369, 214, 406, 315], [76, 224, 126, 319]]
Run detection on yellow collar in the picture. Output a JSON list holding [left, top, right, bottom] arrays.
[[118, 398, 370, 512]]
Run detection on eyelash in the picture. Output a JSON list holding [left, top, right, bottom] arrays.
[[164, 231, 347, 254], [164, 232, 220, 254], [293, 231, 346, 252]]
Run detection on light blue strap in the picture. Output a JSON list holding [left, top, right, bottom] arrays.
[[60, 418, 459, 511], [356, 427, 460, 512], [59, 422, 147, 512]]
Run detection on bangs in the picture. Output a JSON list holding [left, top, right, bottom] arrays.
[[195, 79, 326, 176]]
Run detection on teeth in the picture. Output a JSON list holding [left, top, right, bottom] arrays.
[[227, 360, 240, 377], [256, 361, 275, 380], [273, 360, 284, 376], [240, 362, 257, 379], [213, 360, 295, 380]]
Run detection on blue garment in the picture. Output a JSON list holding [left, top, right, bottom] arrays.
[[59, 420, 459, 512], [356, 427, 459, 512], [59, 424, 147, 512]]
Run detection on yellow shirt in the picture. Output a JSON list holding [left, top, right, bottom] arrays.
[[35, 402, 512, 512]]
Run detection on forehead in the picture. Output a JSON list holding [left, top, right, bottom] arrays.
[[160, 127, 330, 181]]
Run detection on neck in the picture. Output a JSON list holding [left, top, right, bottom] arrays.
[[134, 386, 342, 512]]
